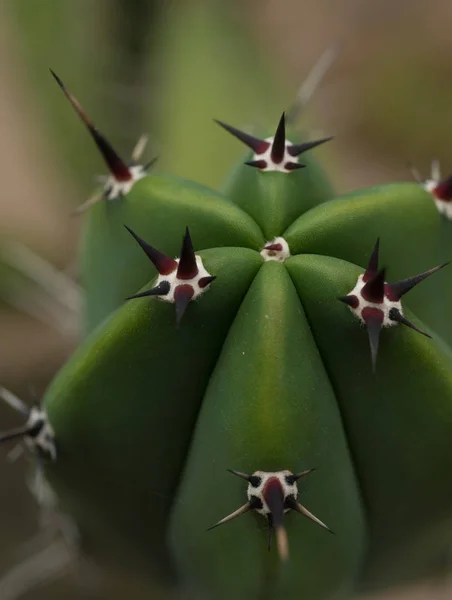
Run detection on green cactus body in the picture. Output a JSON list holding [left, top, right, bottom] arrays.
[[36, 107, 452, 600], [81, 175, 264, 332]]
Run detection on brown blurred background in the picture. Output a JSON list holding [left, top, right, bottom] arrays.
[[1, 0, 452, 597]]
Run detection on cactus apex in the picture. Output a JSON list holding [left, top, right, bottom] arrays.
[[125, 226, 215, 324], [260, 237, 291, 263], [215, 113, 332, 173], [209, 469, 331, 561]]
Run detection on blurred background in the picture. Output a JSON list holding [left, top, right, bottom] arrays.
[[1, 0, 452, 597]]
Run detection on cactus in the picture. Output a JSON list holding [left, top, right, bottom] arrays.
[[2, 70, 452, 600]]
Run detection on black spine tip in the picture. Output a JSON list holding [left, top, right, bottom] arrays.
[[177, 228, 198, 280], [49, 68, 64, 88], [124, 225, 177, 275], [227, 469, 250, 481], [388, 308, 432, 338], [125, 280, 171, 301], [287, 136, 333, 157], [271, 112, 286, 164], [143, 156, 158, 171], [214, 119, 269, 154], [52, 72, 131, 181], [364, 238, 380, 280]]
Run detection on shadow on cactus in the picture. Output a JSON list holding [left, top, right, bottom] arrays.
[[2, 71, 452, 600]]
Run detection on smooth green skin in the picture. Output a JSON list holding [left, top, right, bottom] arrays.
[[287, 254, 452, 591], [82, 175, 264, 332], [223, 151, 335, 240], [45, 247, 262, 578], [284, 183, 452, 347], [170, 263, 365, 600]]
